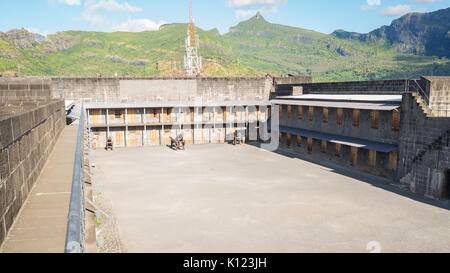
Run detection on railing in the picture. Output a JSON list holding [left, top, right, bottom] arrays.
[[409, 79, 431, 109], [407, 79, 450, 117], [65, 106, 86, 253]]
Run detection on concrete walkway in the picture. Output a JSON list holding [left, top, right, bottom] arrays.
[[0, 125, 78, 253]]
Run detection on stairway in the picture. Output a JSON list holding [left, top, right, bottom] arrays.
[[411, 92, 434, 117], [399, 92, 450, 192], [411, 128, 450, 165]]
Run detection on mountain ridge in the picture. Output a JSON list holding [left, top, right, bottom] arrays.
[[0, 8, 449, 82], [332, 7, 450, 57]]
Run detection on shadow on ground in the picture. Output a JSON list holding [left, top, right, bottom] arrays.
[[246, 142, 450, 211]]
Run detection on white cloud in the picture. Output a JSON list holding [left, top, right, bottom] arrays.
[[58, 0, 81, 5], [25, 27, 50, 36], [361, 0, 381, 11], [81, 11, 106, 25], [226, 0, 285, 20], [380, 5, 412, 16], [360, 5, 377, 11], [25, 27, 42, 34], [226, 0, 286, 8], [235, 5, 278, 19], [112, 19, 166, 32], [81, 0, 143, 27], [414, 0, 441, 2], [85, 0, 142, 13], [366, 0, 381, 6]]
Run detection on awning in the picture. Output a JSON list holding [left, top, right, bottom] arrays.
[[272, 126, 398, 153], [271, 99, 401, 111], [275, 94, 402, 102], [84, 101, 271, 109]]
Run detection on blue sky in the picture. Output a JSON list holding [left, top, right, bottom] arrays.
[[0, 0, 448, 35]]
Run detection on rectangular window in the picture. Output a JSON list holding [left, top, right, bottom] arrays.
[[309, 106, 314, 121], [297, 135, 302, 147], [279, 132, 282, 142], [91, 109, 101, 124], [286, 133, 291, 147], [321, 140, 327, 153], [371, 110, 379, 129], [115, 109, 121, 119], [323, 107, 329, 123], [287, 105, 292, 119], [307, 138, 312, 154], [353, 109, 360, 127], [148, 108, 154, 119], [337, 108, 343, 125], [389, 150, 398, 171], [369, 150, 377, 167], [298, 106, 302, 120], [335, 143, 341, 156], [351, 147, 358, 166], [392, 110, 401, 131]]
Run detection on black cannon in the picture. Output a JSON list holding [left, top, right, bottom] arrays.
[[170, 134, 185, 150]]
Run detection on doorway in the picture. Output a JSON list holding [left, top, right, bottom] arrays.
[[441, 169, 450, 199]]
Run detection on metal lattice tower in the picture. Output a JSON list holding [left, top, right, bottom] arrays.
[[184, 0, 202, 77]]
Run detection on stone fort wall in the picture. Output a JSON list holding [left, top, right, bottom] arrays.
[[49, 76, 312, 103], [0, 100, 65, 246]]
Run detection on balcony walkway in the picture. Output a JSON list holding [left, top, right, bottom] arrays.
[[0, 125, 78, 253]]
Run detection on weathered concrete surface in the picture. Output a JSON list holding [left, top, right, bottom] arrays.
[[50, 76, 279, 103], [0, 100, 65, 247], [90, 145, 450, 253], [0, 125, 78, 253], [397, 93, 450, 198]]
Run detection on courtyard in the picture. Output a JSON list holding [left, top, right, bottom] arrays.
[[90, 144, 450, 253]]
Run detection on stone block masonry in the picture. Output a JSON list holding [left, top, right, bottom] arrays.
[[49, 76, 311, 103], [0, 99, 65, 246], [0, 78, 52, 103], [397, 92, 450, 198]]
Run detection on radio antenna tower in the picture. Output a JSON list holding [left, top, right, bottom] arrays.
[[184, 0, 202, 76]]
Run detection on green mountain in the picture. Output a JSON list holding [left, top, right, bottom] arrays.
[[333, 7, 450, 58], [0, 9, 449, 82]]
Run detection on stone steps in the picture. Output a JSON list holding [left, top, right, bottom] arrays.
[[411, 92, 433, 117]]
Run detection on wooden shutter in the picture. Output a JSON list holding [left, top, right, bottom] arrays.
[[337, 108, 343, 125], [371, 110, 379, 129], [323, 108, 328, 123], [308, 138, 312, 154], [392, 110, 400, 131], [287, 105, 292, 119], [353, 109, 360, 127], [156, 109, 161, 122], [369, 150, 377, 167], [389, 150, 398, 171], [286, 133, 291, 147], [148, 108, 154, 120], [321, 140, 327, 153], [309, 106, 314, 121], [298, 106, 302, 120], [91, 109, 100, 124], [128, 109, 136, 124], [351, 147, 358, 166], [279, 105, 283, 119], [335, 143, 341, 156], [297, 135, 302, 147]]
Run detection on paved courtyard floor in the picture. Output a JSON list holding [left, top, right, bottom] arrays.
[[90, 144, 450, 253]]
